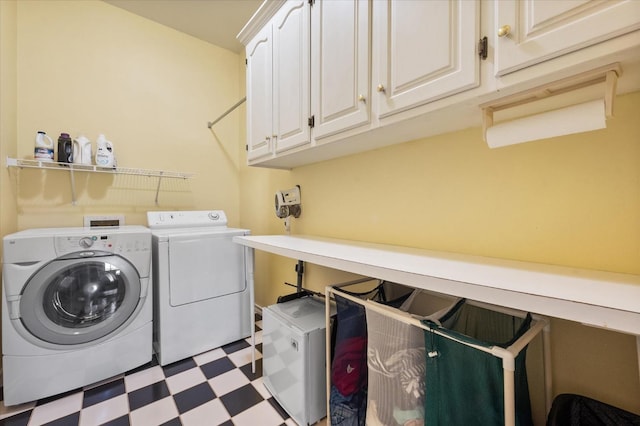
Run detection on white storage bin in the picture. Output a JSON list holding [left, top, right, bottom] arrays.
[[263, 296, 333, 426]]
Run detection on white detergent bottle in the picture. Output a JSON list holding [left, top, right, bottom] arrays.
[[34, 131, 54, 162], [73, 135, 92, 165], [95, 134, 115, 168]]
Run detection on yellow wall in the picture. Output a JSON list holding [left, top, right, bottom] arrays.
[[243, 93, 640, 306], [239, 91, 640, 416], [12, 0, 243, 229]]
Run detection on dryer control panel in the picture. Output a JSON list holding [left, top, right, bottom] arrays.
[[147, 210, 228, 228]]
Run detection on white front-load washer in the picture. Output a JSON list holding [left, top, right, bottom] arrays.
[[147, 210, 253, 366], [2, 226, 152, 406]]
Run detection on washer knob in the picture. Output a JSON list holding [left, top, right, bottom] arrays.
[[208, 212, 220, 221], [79, 237, 94, 249]]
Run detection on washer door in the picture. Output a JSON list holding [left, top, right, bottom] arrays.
[[20, 252, 141, 345]]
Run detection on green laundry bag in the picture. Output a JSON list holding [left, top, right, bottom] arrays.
[[422, 300, 534, 426]]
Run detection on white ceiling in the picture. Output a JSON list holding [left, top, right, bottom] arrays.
[[104, 0, 263, 53]]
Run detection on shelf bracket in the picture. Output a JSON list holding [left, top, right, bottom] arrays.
[[155, 172, 164, 206], [69, 167, 77, 205]]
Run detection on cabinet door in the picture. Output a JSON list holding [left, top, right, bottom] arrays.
[[374, 0, 479, 118], [311, 0, 370, 140], [246, 25, 273, 161], [495, 0, 640, 76], [272, 0, 311, 154]]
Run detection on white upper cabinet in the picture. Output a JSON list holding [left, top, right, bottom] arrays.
[[311, 0, 370, 140], [245, 24, 273, 161], [494, 0, 640, 76], [272, 0, 311, 153], [373, 0, 480, 118], [240, 0, 639, 168]]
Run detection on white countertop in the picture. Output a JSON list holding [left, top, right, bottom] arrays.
[[234, 234, 640, 335]]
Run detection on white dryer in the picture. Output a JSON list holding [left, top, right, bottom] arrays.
[[147, 210, 253, 366], [2, 226, 152, 406]]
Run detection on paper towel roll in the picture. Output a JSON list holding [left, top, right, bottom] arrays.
[[486, 99, 607, 149]]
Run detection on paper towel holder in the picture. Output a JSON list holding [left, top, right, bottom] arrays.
[[480, 63, 621, 143]]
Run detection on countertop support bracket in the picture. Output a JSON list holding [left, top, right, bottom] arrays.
[[295, 260, 304, 293]]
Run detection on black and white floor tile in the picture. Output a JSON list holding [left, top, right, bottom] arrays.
[[0, 316, 314, 426]]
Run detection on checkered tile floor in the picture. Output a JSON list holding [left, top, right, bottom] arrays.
[[0, 316, 304, 426]]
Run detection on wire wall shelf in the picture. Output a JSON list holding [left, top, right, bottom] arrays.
[[6, 157, 194, 179], [6, 157, 195, 205]]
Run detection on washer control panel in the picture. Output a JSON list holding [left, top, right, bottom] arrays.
[[55, 233, 150, 255], [147, 210, 228, 228]]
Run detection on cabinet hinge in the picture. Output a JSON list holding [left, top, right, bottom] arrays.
[[308, 115, 315, 128], [478, 36, 488, 60], [245, 144, 248, 151], [245, 58, 248, 66]]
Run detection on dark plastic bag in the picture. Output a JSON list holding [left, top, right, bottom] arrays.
[[547, 394, 640, 426]]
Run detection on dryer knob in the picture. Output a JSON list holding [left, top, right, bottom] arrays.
[[208, 212, 220, 221], [79, 237, 94, 249]]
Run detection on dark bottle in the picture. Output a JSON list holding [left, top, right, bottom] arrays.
[[57, 133, 73, 163]]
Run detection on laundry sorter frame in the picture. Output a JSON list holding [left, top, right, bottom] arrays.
[[324, 279, 552, 426]]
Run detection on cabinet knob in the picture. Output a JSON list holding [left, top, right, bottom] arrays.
[[265, 136, 271, 141], [376, 84, 385, 93], [497, 25, 511, 38], [358, 94, 366, 102]]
